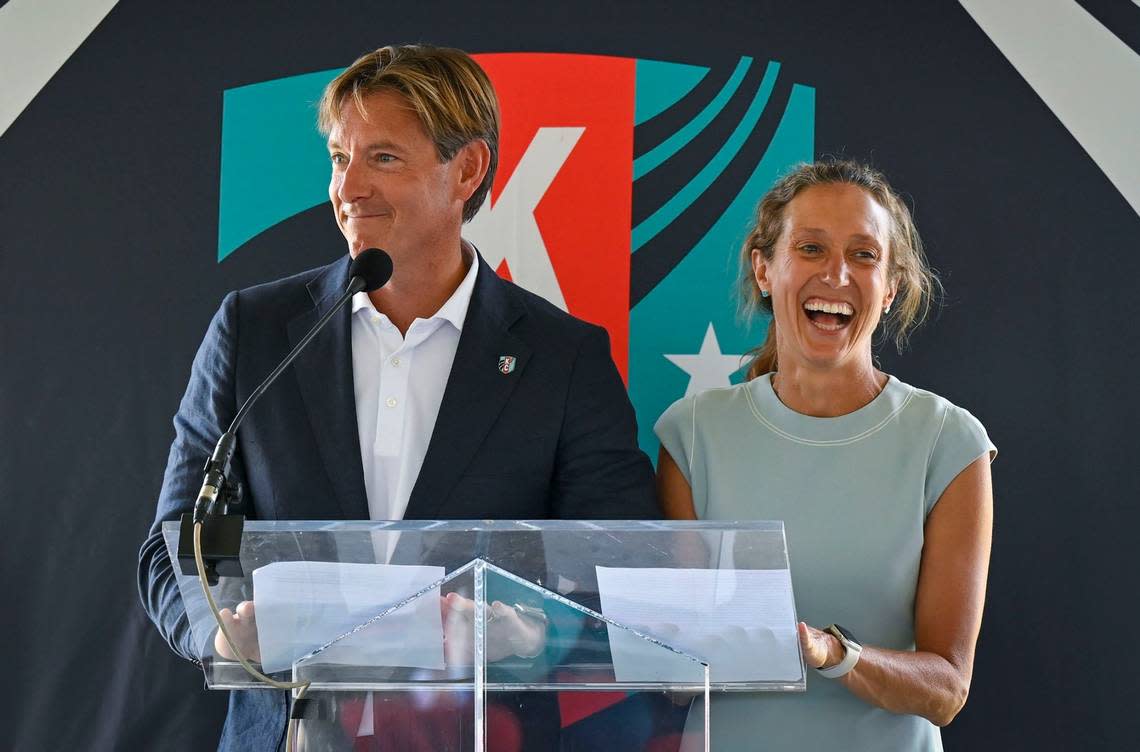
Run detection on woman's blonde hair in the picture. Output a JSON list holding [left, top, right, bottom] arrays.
[[740, 159, 940, 379], [317, 44, 500, 222]]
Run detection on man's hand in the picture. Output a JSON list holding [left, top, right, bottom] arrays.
[[440, 592, 547, 665], [214, 600, 261, 663]]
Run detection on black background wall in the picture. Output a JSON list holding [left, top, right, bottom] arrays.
[[2, 1, 1138, 749]]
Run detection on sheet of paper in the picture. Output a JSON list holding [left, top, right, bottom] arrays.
[[596, 567, 802, 683], [252, 561, 445, 674]]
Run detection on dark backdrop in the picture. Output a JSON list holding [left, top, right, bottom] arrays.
[[2, 1, 1137, 749]]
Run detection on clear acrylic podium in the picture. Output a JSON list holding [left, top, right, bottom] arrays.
[[164, 520, 805, 751]]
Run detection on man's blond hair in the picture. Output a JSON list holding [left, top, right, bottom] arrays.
[[318, 44, 500, 222]]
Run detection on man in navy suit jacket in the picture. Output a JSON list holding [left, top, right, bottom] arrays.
[[138, 44, 656, 751]]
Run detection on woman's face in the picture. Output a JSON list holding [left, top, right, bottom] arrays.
[[752, 183, 897, 372]]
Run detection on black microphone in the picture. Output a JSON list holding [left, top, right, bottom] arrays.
[[179, 249, 393, 581], [347, 246, 395, 294]]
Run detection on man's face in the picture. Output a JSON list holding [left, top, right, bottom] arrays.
[[326, 89, 468, 262]]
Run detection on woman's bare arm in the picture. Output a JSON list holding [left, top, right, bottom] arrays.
[[800, 455, 994, 725], [656, 447, 697, 519]]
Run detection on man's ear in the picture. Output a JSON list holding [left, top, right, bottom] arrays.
[[453, 139, 491, 202]]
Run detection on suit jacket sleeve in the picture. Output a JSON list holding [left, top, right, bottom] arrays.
[[549, 325, 658, 519], [137, 291, 248, 662]]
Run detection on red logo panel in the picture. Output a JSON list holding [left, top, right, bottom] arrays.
[[476, 54, 636, 380]]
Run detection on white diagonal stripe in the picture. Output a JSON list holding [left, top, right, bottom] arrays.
[[960, 0, 1140, 218], [0, 0, 119, 138]]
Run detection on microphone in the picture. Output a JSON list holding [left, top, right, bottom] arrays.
[[179, 249, 393, 581], [347, 246, 395, 294]]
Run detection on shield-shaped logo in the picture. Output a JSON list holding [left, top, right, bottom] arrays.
[[216, 53, 814, 458]]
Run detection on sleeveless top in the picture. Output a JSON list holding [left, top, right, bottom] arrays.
[[654, 374, 995, 751]]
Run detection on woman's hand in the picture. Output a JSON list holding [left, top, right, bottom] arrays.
[[797, 622, 844, 670]]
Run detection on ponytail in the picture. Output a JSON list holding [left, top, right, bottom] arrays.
[[745, 319, 778, 380]]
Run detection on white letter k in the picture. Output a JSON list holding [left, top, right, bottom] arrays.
[[465, 126, 585, 310]]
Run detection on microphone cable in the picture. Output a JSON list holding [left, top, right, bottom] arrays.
[[194, 522, 310, 751], [190, 248, 394, 751]]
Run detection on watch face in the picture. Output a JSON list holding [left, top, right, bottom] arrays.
[[831, 624, 861, 647]]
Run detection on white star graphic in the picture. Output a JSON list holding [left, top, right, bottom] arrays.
[[664, 323, 745, 396]]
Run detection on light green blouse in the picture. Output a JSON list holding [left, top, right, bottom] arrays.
[[655, 374, 995, 752]]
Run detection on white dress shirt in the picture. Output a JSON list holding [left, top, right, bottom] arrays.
[[351, 247, 478, 522]]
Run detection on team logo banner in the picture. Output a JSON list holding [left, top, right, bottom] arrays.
[[217, 53, 814, 457]]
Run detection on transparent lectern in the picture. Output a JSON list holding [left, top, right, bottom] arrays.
[[164, 520, 805, 751]]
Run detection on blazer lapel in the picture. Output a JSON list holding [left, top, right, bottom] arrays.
[[405, 255, 532, 519], [286, 257, 369, 520]]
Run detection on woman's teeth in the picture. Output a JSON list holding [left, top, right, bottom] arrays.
[[803, 299, 854, 316], [803, 299, 854, 330]]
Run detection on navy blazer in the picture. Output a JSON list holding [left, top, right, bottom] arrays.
[[138, 252, 657, 750]]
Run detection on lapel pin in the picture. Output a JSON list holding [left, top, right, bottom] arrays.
[[498, 355, 517, 375]]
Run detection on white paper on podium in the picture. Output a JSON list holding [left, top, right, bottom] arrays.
[[596, 567, 801, 683], [252, 561, 446, 674]]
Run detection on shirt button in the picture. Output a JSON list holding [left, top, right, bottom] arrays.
[[391, 357, 401, 367], [385, 397, 397, 408]]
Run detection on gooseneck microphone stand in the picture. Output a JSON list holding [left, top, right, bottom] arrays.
[[175, 248, 393, 752]]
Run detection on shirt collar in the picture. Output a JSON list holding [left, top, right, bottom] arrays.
[[350, 241, 479, 332], [432, 240, 479, 332]]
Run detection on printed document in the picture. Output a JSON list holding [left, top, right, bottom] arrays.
[[596, 566, 802, 683]]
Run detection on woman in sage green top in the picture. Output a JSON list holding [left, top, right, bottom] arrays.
[[656, 161, 995, 752]]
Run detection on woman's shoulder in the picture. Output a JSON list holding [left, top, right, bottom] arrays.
[[656, 382, 757, 430], [653, 382, 758, 470], [890, 378, 996, 465], [892, 379, 988, 429]]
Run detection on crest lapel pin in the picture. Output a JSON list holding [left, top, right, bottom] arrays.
[[498, 355, 517, 375]]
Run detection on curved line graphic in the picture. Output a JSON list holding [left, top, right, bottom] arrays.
[[631, 60, 780, 252], [629, 71, 796, 305], [634, 58, 710, 126], [634, 60, 742, 157], [631, 56, 777, 228], [632, 56, 752, 180]]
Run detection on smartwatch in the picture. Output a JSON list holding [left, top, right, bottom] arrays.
[[816, 623, 862, 679]]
